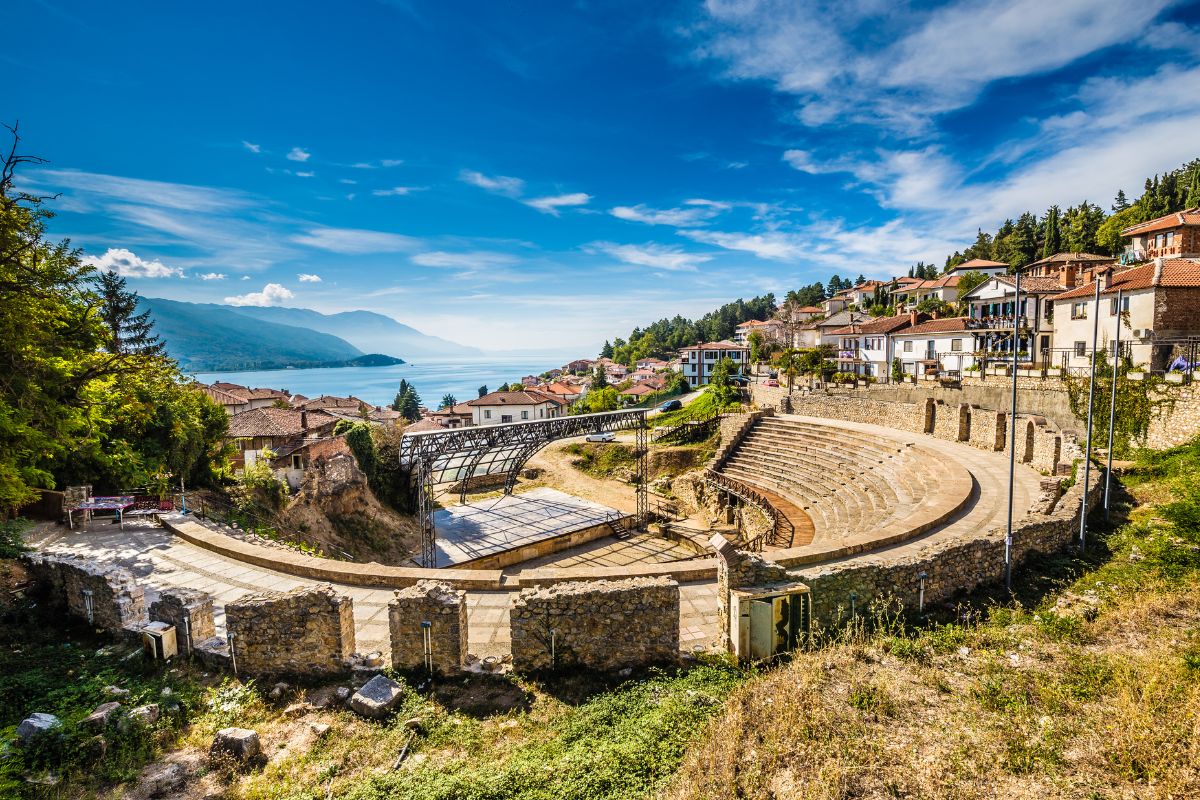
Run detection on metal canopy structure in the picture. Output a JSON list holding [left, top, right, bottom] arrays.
[[399, 409, 649, 567]]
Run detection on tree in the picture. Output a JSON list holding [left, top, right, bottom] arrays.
[[391, 379, 413, 412], [708, 356, 738, 405], [955, 270, 988, 298], [439, 393, 456, 409], [1112, 189, 1130, 212], [95, 271, 166, 356], [777, 348, 801, 389], [1042, 205, 1062, 257], [599, 340, 613, 359], [477, 384, 488, 398], [397, 385, 421, 422], [1186, 166, 1200, 209], [891, 357, 904, 383], [592, 366, 608, 390], [747, 330, 764, 364]]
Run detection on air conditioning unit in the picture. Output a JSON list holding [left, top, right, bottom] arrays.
[[1131, 329, 1150, 339], [142, 621, 178, 661]]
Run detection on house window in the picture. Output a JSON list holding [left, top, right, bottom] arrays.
[[903, 341, 913, 353], [1110, 296, 1129, 315], [291, 455, 303, 470], [521, 410, 529, 420], [1071, 302, 1088, 320], [951, 339, 963, 352], [484, 410, 492, 419], [1074, 341, 1087, 357], [501, 414, 513, 423]]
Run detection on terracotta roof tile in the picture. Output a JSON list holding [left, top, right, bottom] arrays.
[[895, 317, 974, 335], [1120, 207, 1200, 236], [226, 407, 336, 438], [1054, 259, 1200, 300], [467, 390, 568, 407]]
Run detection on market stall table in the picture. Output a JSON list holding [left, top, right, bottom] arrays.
[[68, 496, 136, 530]]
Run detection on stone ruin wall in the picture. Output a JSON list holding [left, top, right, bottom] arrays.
[[23, 554, 146, 635], [389, 580, 467, 675], [225, 585, 356, 677], [149, 588, 217, 656], [509, 577, 679, 671]]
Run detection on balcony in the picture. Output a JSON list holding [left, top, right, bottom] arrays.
[[965, 315, 1031, 331]]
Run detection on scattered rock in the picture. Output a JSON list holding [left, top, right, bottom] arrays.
[[401, 716, 424, 731], [17, 713, 61, 743], [103, 685, 130, 699], [210, 727, 261, 762], [140, 761, 187, 797], [130, 704, 161, 726], [82, 702, 122, 731], [283, 702, 311, 718], [618, 667, 633, 677], [350, 675, 405, 719], [268, 682, 290, 700], [334, 686, 352, 704], [307, 686, 339, 709], [309, 722, 331, 737]]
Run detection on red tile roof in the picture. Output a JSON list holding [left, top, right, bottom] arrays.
[[983, 275, 1068, 294], [1121, 207, 1200, 236], [954, 258, 1009, 269], [1054, 259, 1200, 300], [895, 317, 974, 335], [1027, 251, 1114, 267], [467, 390, 568, 407], [829, 313, 925, 335], [226, 407, 336, 438], [894, 274, 960, 292], [679, 340, 748, 351], [404, 417, 448, 433]]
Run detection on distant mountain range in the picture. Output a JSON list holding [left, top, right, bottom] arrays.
[[140, 298, 479, 372]]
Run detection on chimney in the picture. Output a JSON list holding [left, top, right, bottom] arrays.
[[931, 310, 940, 319], [909, 310, 918, 327], [1152, 257, 1165, 286], [300, 411, 308, 430]]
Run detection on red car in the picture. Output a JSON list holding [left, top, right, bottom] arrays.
[[763, 378, 779, 387]]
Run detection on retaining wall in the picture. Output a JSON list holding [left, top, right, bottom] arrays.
[[225, 585, 355, 677], [389, 581, 467, 675], [23, 554, 146, 634], [509, 577, 679, 671], [149, 588, 216, 656]]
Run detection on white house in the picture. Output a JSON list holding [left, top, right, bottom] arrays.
[[679, 341, 750, 387], [828, 312, 925, 379], [959, 275, 1064, 367], [467, 390, 567, 426], [892, 318, 979, 376], [891, 273, 961, 312], [733, 319, 786, 346], [1052, 258, 1200, 372]]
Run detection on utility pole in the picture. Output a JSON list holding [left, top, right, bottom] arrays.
[[1004, 269, 1021, 592], [1104, 289, 1123, 521], [1079, 279, 1102, 553]]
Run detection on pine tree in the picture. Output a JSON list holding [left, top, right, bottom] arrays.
[[399, 387, 421, 421], [600, 340, 613, 359], [440, 393, 456, 409], [1042, 206, 1061, 257], [477, 384, 488, 398], [1112, 189, 1130, 212], [1185, 166, 1200, 209], [592, 366, 608, 390], [391, 379, 412, 411], [95, 271, 165, 357]]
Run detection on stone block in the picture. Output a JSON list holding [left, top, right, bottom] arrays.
[[82, 702, 122, 731], [140, 762, 187, 797], [389, 581, 467, 675], [130, 704, 161, 726], [350, 674, 405, 719], [210, 727, 261, 761], [16, 713, 61, 743], [149, 587, 215, 657], [225, 585, 355, 677]]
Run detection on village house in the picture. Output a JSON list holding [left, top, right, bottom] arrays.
[[813, 309, 868, 347], [425, 401, 475, 429], [562, 358, 594, 374], [467, 389, 567, 425], [295, 394, 371, 413], [537, 381, 585, 403], [959, 275, 1065, 368], [225, 407, 344, 487], [1052, 257, 1200, 372], [890, 273, 961, 312], [635, 357, 669, 370], [196, 384, 251, 416], [892, 318, 979, 377], [1121, 207, 1200, 262], [619, 383, 659, 402], [733, 318, 786, 346], [829, 312, 926, 379], [679, 341, 749, 387], [823, 289, 854, 316], [789, 321, 821, 349], [1024, 252, 1115, 285], [209, 382, 290, 412], [948, 258, 1010, 276]]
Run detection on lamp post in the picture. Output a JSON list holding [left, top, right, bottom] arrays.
[[1079, 279, 1102, 553], [1104, 289, 1123, 521], [1004, 269, 1022, 592]]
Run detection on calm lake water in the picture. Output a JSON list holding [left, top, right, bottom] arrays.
[[193, 355, 574, 408]]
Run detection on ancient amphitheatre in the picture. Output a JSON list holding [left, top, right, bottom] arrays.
[[28, 385, 1088, 673]]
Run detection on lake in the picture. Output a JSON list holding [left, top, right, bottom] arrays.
[[193, 355, 575, 408]]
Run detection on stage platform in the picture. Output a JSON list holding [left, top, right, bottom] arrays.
[[432, 487, 627, 568]]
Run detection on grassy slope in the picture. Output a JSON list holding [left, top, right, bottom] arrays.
[[665, 441, 1200, 800]]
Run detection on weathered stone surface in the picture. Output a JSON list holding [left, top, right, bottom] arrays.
[[149, 588, 215, 657], [140, 761, 187, 797], [21, 554, 146, 634], [389, 581, 467, 675], [81, 701, 122, 731], [225, 585, 355, 677], [130, 704, 161, 726], [210, 727, 261, 761], [509, 577, 680, 672], [16, 713, 61, 742], [350, 674, 405, 719], [711, 534, 795, 648]]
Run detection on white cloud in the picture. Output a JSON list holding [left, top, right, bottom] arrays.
[[411, 250, 517, 268], [242, 141, 261, 154], [199, 272, 226, 281], [224, 283, 295, 307], [241, 275, 251, 280], [37, 169, 252, 213], [287, 147, 312, 162], [294, 171, 315, 178], [339, 178, 357, 185], [298, 273, 322, 282], [695, 0, 1176, 131], [610, 200, 729, 227], [380, 159, 404, 167], [458, 169, 525, 197], [524, 192, 592, 216], [678, 229, 803, 261], [372, 186, 423, 197], [588, 242, 712, 271], [291, 226, 418, 254], [83, 247, 183, 278]]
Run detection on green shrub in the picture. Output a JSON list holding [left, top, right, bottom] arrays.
[[0, 518, 29, 558]]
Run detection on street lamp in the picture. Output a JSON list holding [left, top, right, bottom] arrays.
[[1079, 278, 1103, 553]]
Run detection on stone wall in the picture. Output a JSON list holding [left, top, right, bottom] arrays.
[[509, 577, 679, 671], [794, 473, 1102, 626], [1145, 385, 1200, 450], [23, 554, 146, 634], [931, 401, 970, 442], [225, 585, 355, 677], [389, 580, 467, 675], [149, 588, 216, 656], [710, 534, 793, 648]]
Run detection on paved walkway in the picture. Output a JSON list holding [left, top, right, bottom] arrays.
[[25, 521, 719, 661]]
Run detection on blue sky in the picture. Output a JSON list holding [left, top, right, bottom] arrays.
[[9, 0, 1200, 352]]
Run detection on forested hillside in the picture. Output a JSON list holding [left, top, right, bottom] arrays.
[[600, 295, 776, 365]]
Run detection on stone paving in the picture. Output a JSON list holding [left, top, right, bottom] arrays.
[[24, 521, 719, 661]]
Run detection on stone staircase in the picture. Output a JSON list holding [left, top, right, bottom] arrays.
[[717, 416, 968, 546]]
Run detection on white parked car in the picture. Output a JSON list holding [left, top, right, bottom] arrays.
[[584, 431, 616, 443]]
